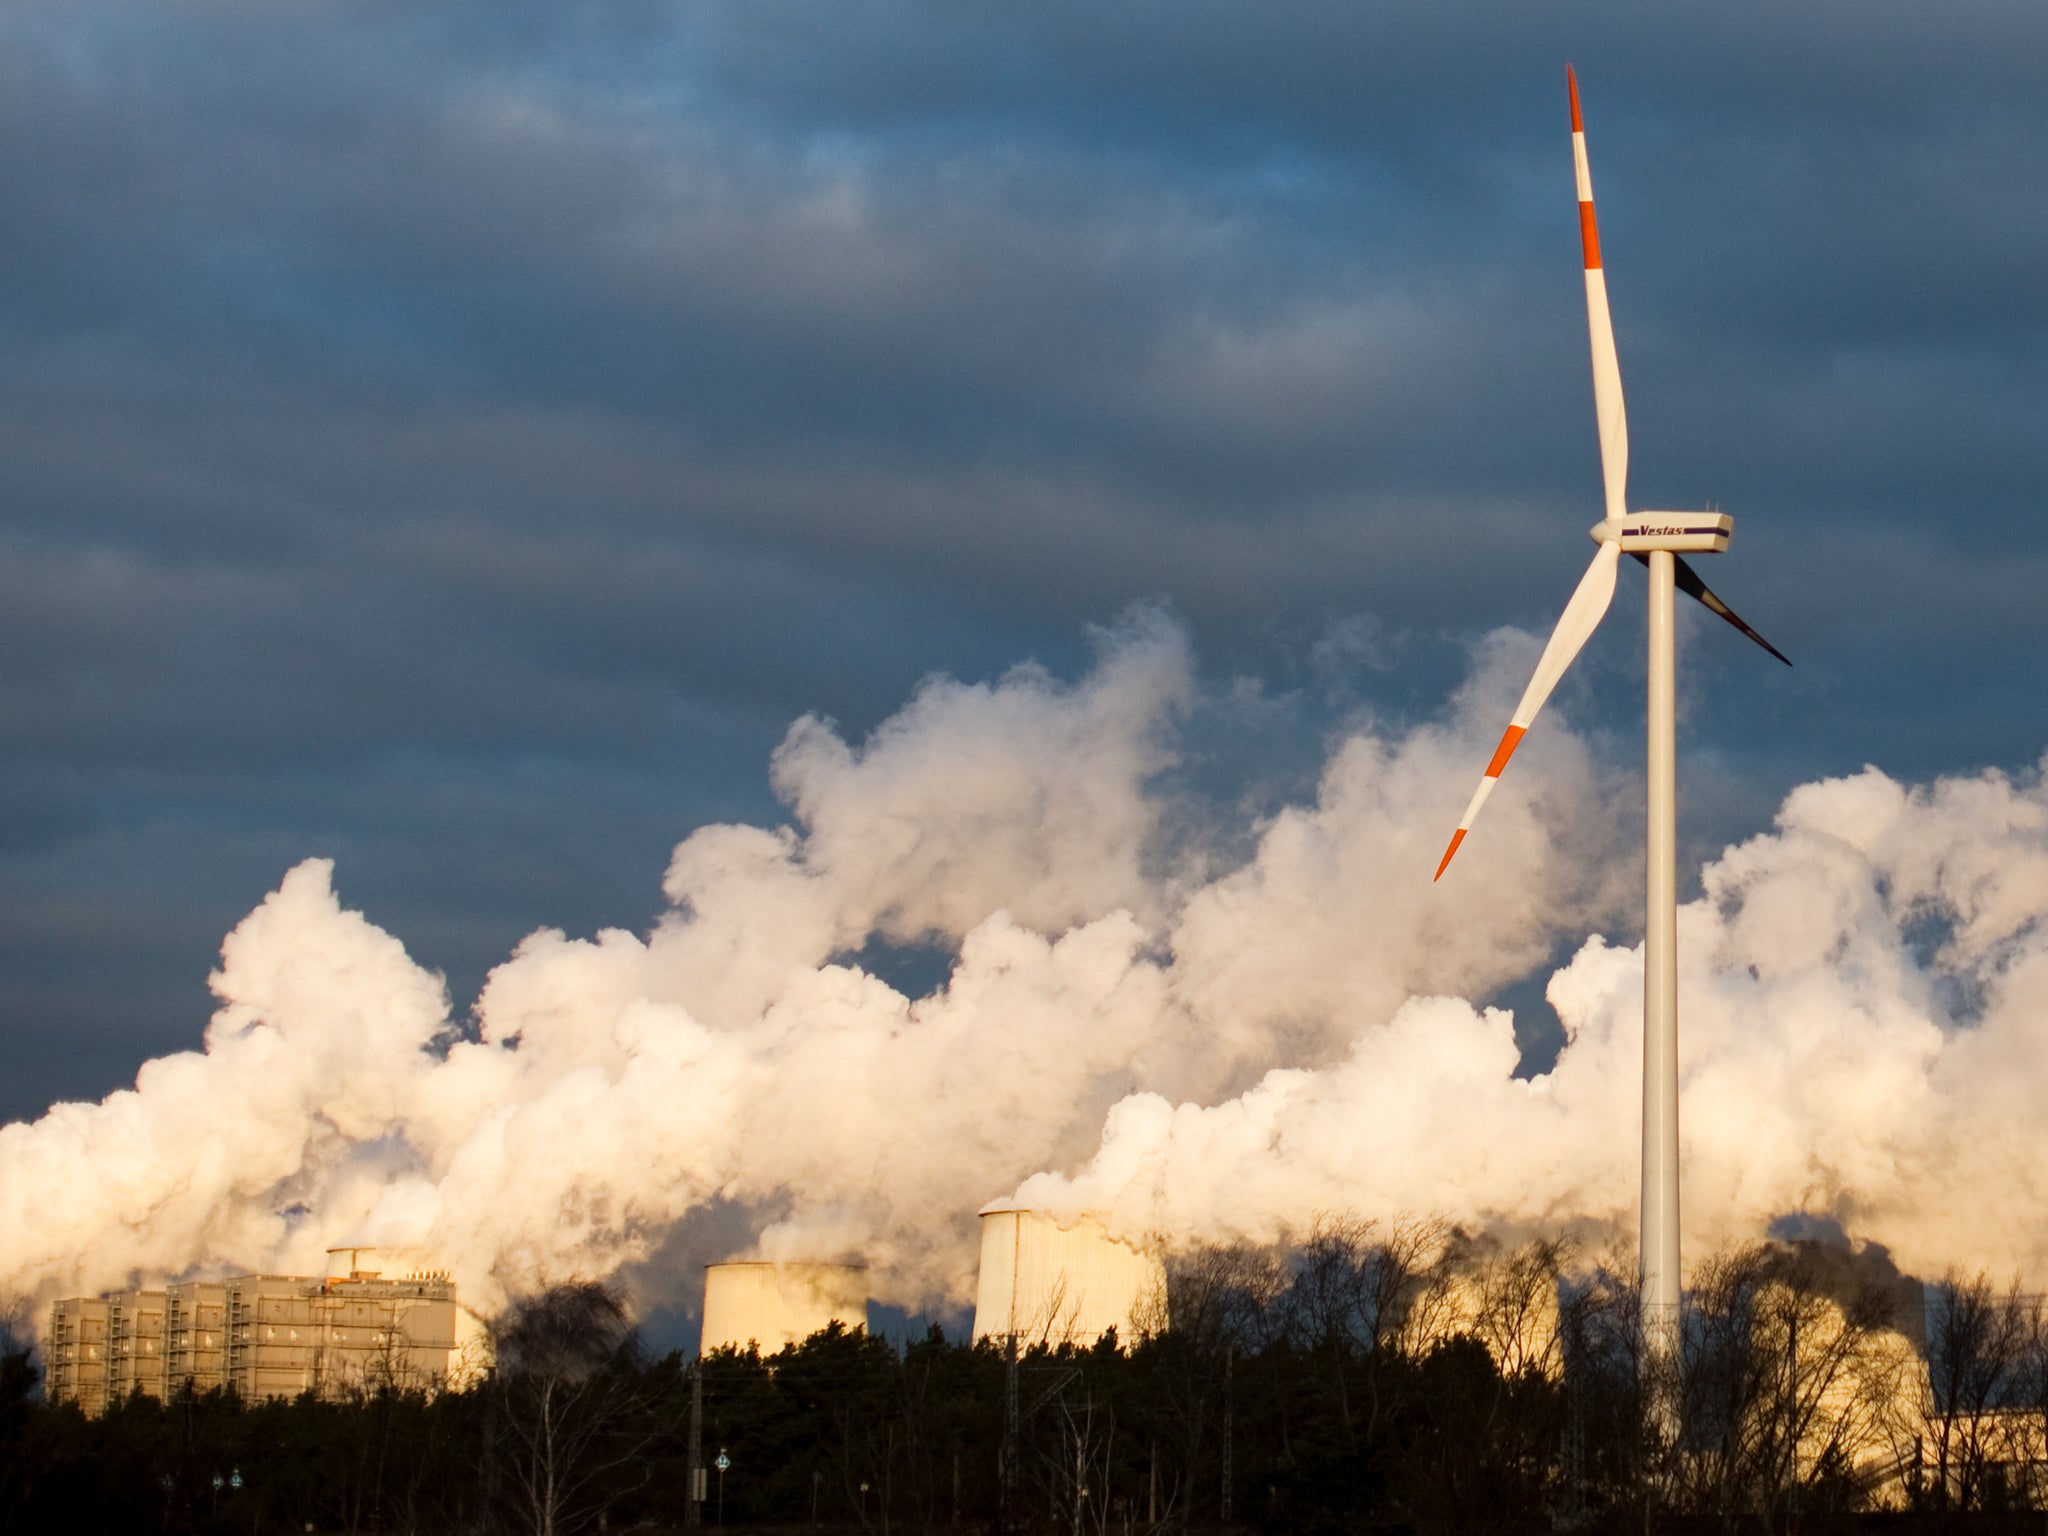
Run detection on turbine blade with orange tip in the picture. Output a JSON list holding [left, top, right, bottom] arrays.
[[1569, 66, 1629, 525], [1435, 540, 1622, 879]]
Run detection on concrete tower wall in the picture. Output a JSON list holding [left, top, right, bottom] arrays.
[[699, 1262, 867, 1356], [971, 1203, 1164, 1349]]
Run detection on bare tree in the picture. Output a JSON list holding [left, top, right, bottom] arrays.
[[487, 1280, 668, 1536], [1138, 1239, 1284, 1355], [1042, 1382, 1115, 1536], [1464, 1235, 1573, 1382], [1920, 1270, 2037, 1511], [1132, 1240, 1285, 1528], [2014, 1291, 2048, 1507], [1676, 1242, 1917, 1530], [1275, 1213, 1451, 1450], [1027, 1270, 1084, 1351]]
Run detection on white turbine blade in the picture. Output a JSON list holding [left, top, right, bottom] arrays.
[[1570, 67, 1629, 524], [1436, 540, 1620, 879]]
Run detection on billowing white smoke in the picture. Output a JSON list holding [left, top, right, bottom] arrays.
[[1024, 752, 2048, 1282], [3, 610, 2041, 1333]]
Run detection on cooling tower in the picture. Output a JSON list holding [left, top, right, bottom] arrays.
[[971, 1201, 1165, 1349], [698, 1261, 868, 1356]]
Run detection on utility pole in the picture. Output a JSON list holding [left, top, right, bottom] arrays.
[[686, 1362, 704, 1527]]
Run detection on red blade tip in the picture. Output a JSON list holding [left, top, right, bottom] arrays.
[[1567, 65, 1583, 132], [1434, 828, 1467, 882]]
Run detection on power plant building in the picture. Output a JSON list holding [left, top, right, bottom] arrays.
[[46, 1257, 457, 1415], [971, 1201, 1164, 1349], [698, 1261, 868, 1356]]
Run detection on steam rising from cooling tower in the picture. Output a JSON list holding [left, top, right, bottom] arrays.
[[7, 609, 2048, 1335]]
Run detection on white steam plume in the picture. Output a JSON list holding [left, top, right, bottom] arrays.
[[4, 610, 2042, 1335], [1024, 755, 2048, 1282]]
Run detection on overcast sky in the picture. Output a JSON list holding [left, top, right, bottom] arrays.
[[5, 0, 2046, 1125]]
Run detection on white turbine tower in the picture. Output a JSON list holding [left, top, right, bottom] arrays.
[[1434, 68, 1789, 1414]]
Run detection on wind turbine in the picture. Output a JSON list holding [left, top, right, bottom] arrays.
[[1433, 68, 1789, 1410]]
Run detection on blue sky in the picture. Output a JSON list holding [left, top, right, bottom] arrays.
[[5, 0, 2046, 1123]]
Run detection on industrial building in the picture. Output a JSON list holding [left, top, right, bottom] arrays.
[[698, 1260, 868, 1355], [45, 1253, 457, 1415], [971, 1201, 1164, 1349]]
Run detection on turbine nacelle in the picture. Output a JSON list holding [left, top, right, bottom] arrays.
[[1589, 511, 1734, 555]]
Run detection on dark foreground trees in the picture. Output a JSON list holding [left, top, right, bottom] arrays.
[[4, 1244, 2045, 1535]]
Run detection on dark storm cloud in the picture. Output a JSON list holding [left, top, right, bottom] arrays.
[[3, 0, 2046, 1121]]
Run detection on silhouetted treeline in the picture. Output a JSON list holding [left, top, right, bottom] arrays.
[[7, 1224, 2048, 1535]]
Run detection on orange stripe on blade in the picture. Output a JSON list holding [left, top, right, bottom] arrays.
[[1485, 724, 1527, 778], [1434, 828, 1467, 882], [1568, 66, 1583, 132], [1578, 203, 1601, 270]]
